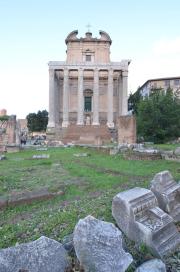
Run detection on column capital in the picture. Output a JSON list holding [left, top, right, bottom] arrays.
[[63, 68, 69, 76], [78, 68, 84, 76], [94, 67, 99, 72], [122, 70, 128, 77], [49, 69, 54, 77], [108, 67, 114, 72]]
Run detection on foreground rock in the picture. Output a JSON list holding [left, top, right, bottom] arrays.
[[112, 187, 180, 257], [0, 236, 69, 272], [32, 154, 50, 159], [73, 215, 133, 272], [135, 259, 166, 272], [174, 146, 180, 156], [0, 155, 6, 160], [73, 153, 90, 157], [150, 170, 180, 222]]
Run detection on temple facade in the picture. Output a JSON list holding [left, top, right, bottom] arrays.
[[47, 30, 131, 144]]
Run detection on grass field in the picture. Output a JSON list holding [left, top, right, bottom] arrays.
[[0, 145, 180, 270]]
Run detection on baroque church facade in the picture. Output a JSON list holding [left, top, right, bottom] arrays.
[[47, 30, 131, 144]]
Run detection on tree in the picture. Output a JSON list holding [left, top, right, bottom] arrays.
[[128, 87, 142, 114], [136, 88, 180, 143], [26, 110, 48, 132]]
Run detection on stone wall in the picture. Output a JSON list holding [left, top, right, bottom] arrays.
[[118, 115, 136, 144], [0, 115, 19, 152]]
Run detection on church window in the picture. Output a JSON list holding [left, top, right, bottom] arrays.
[[86, 55, 91, 61], [84, 96, 92, 111]]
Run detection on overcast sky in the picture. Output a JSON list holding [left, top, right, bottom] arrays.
[[0, 0, 180, 118]]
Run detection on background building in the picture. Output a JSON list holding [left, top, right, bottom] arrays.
[[139, 77, 180, 98], [47, 30, 131, 144]]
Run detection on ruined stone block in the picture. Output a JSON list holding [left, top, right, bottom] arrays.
[[135, 258, 166, 272], [112, 187, 180, 258], [150, 170, 180, 222], [73, 215, 133, 272], [0, 236, 69, 272]]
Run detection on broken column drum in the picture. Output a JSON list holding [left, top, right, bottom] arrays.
[[112, 187, 180, 257]]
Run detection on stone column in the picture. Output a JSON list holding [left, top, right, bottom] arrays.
[[121, 71, 128, 116], [54, 71, 60, 127], [92, 68, 99, 125], [62, 68, 69, 127], [47, 69, 56, 128], [118, 73, 123, 116], [107, 69, 114, 128], [77, 68, 84, 125]]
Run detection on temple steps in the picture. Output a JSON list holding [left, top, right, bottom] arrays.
[[61, 124, 112, 144]]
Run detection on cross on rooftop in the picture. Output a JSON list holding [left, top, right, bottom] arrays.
[[86, 23, 92, 32]]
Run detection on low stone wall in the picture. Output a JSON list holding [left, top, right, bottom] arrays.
[[0, 189, 64, 209], [123, 151, 162, 160]]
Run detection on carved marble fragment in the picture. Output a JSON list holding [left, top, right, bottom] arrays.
[[112, 187, 180, 257], [150, 170, 180, 222]]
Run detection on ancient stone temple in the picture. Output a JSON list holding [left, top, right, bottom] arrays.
[[47, 30, 131, 144]]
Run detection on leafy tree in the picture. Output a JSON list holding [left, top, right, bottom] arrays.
[[0, 115, 9, 130], [136, 88, 180, 143], [26, 110, 48, 132], [128, 87, 142, 114]]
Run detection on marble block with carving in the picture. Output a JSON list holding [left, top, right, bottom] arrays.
[[112, 187, 180, 258], [150, 170, 180, 222]]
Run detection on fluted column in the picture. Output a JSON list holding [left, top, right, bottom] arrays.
[[77, 68, 84, 125], [47, 69, 56, 128], [121, 71, 128, 115], [92, 68, 99, 125], [62, 68, 69, 127], [107, 68, 114, 128], [118, 73, 123, 116]]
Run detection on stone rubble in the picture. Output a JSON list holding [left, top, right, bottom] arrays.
[[150, 170, 180, 222], [0, 236, 69, 272], [174, 146, 180, 156], [73, 215, 133, 272], [0, 155, 6, 160], [112, 187, 180, 257], [135, 258, 166, 272], [73, 153, 90, 157], [32, 154, 50, 159]]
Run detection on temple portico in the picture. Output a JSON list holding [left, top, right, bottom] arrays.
[[47, 30, 131, 144]]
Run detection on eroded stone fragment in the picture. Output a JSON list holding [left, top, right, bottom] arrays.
[[0, 236, 69, 272], [112, 187, 180, 257], [174, 147, 180, 156], [73, 215, 133, 272], [150, 170, 180, 222], [135, 259, 166, 272]]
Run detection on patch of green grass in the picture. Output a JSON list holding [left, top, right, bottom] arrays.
[[0, 146, 180, 250]]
